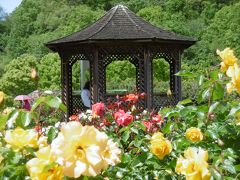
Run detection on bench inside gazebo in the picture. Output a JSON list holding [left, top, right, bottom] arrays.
[[46, 5, 196, 119]]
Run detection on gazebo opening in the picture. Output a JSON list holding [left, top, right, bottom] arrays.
[[72, 60, 81, 93], [153, 58, 170, 94], [106, 60, 136, 95]]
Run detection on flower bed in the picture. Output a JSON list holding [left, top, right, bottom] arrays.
[[0, 48, 240, 179]]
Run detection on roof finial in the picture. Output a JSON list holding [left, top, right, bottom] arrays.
[[113, 4, 128, 10]]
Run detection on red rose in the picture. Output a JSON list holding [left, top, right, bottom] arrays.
[[142, 120, 152, 131], [92, 102, 105, 117], [151, 114, 163, 123], [114, 110, 133, 126], [125, 94, 138, 103], [69, 115, 79, 121], [103, 118, 111, 126]]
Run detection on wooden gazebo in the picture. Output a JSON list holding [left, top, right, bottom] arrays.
[[46, 5, 196, 118]]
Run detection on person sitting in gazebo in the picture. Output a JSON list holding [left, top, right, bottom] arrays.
[[81, 81, 91, 109]]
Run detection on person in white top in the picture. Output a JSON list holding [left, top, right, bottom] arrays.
[[81, 81, 91, 108]]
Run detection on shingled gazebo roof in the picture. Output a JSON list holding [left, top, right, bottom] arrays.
[[46, 5, 196, 51]]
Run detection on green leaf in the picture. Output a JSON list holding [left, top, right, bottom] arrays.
[[15, 111, 32, 128], [235, 164, 240, 171], [175, 70, 195, 78], [229, 106, 240, 116], [212, 83, 224, 101], [122, 131, 130, 142], [47, 127, 58, 143], [199, 75, 204, 86], [210, 168, 222, 180], [210, 70, 219, 80], [162, 122, 173, 134], [209, 102, 220, 113], [222, 164, 236, 174], [206, 129, 218, 140], [0, 114, 9, 130], [178, 99, 192, 105], [45, 96, 62, 109], [202, 88, 211, 100], [130, 127, 139, 134], [31, 96, 46, 111], [7, 110, 19, 126]]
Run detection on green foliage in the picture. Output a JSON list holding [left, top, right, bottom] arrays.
[[0, 0, 240, 104], [196, 2, 240, 66], [0, 54, 38, 97], [38, 53, 61, 90], [106, 61, 136, 92]]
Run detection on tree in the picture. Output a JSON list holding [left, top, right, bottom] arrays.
[[194, 2, 240, 67], [0, 54, 39, 97], [38, 53, 61, 90]]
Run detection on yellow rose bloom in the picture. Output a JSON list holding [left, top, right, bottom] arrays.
[[0, 91, 5, 106], [27, 146, 63, 180], [0, 154, 3, 164], [102, 139, 121, 167], [216, 48, 238, 72], [51, 121, 121, 178], [151, 132, 165, 142], [150, 132, 172, 160], [225, 63, 240, 94], [185, 127, 203, 142], [4, 127, 38, 150], [176, 147, 211, 180], [37, 135, 48, 149], [235, 112, 240, 126]]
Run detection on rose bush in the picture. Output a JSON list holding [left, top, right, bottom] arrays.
[[0, 48, 239, 179]]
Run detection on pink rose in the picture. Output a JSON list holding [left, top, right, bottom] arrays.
[[142, 120, 152, 131], [151, 114, 163, 123], [92, 102, 105, 117], [114, 110, 133, 126]]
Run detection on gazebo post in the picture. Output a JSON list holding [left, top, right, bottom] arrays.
[[144, 47, 153, 109], [170, 50, 182, 102], [91, 48, 100, 103], [60, 53, 72, 119]]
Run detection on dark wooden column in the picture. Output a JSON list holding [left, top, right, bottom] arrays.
[[144, 47, 153, 109], [170, 49, 182, 102], [138, 47, 153, 109], [90, 48, 100, 104], [60, 52, 72, 120]]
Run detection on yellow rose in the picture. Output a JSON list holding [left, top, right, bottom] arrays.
[[0, 154, 3, 164], [4, 127, 38, 150], [27, 146, 63, 180], [150, 132, 172, 160], [226, 63, 240, 94], [176, 147, 211, 180], [216, 48, 238, 72], [151, 132, 165, 142], [0, 91, 5, 106], [185, 127, 203, 142], [2, 107, 14, 115], [235, 112, 240, 126], [31, 68, 39, 80], [167, 89, 172, 96], [51, 121, 121, 178]]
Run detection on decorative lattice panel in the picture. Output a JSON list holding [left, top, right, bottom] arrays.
[[153, 93, 178, 110], [72, 95, 86, 115]]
